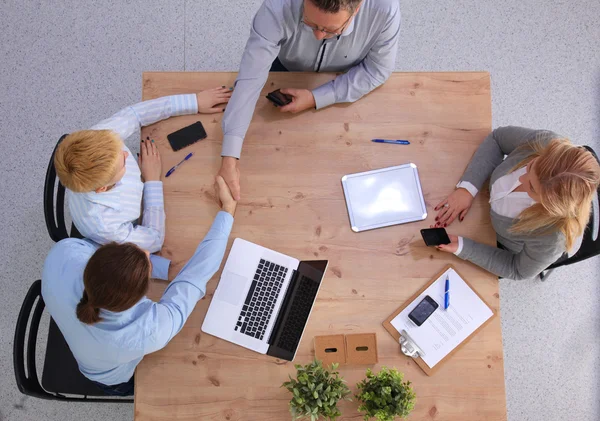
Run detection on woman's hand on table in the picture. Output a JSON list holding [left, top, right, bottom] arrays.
[[436, 234, 459, 254], [215, 175, 237, 216], [433, 188, 474, 227], [139, 139, 161, 182], [196, 87, 232, 114]]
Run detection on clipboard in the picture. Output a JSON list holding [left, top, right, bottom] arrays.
[[382, 264, 496, 376]]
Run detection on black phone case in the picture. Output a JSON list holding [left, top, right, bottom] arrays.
[[408, 314, 425, 327], [266, 93, 285, 106], [420, 228, 451, 246], [167, 121, 207, 151], [408, 296, 439, 326], [266, 89, 292, 106]]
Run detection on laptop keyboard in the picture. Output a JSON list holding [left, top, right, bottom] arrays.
[[235, 259, 288, 340], [276, 275, 319, 352]]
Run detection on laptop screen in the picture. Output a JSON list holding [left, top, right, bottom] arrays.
[[301, 260, 328, 274]]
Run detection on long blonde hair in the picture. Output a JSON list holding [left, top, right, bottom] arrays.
[[510, 137, 600, 251]]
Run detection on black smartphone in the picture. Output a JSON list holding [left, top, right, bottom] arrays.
[[167, 121, 207, 151], [420, 228, 451, 246], [408, 295, 439, 326], [266, 89, 293, 107]]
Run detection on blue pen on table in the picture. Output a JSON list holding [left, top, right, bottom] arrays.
[[165, 152, 194, 177], [444, 276, 450, 310], [371, 139, 410, 145]]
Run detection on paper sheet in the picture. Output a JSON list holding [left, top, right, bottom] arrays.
[[390, 268, 493, 368]]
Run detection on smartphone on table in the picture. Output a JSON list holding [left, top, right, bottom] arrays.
[[167, 121, 207, 151], [408, 295, 439, 326], [420, 228, 451, 246]]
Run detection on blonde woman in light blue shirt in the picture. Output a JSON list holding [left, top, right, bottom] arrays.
[[54, 87, 232, 252]]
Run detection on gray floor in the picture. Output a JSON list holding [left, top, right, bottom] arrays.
[[1, 1, 599, 420]]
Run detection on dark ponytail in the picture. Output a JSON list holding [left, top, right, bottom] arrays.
[[78, 242, 151, 325], [76, 291, 102, 324]]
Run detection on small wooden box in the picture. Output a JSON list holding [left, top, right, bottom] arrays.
[[345, 333, 378, 365], [314, 333, 378, 366], [314, 334, 347, 366]]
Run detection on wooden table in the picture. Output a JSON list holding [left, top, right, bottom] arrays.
[[135, 72, 506, 421]]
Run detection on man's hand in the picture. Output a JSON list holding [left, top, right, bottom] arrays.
[[218, 156, 241, 201], [215, 175, 237, 216], [139, 139, 161, 182], [436, 235, 459, 254], [278, 88, 316, 114], [196, 87, 232, 114]]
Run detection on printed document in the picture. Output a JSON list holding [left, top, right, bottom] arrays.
[[391, 268, 493, 368]]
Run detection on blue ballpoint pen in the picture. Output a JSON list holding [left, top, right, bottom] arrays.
[[444, 276, 450, 310], [371, 139, 410, 145], [165, 152, 194, 177]]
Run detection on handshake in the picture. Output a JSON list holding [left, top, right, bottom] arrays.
[[217, 88, 316, 202], [214, 175, 237, 217], [136, 141, 237, 217]]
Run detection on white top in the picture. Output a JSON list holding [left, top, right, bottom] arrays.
[[488, 166, 535, 217], [66, 94, 198, 252], [455, 167, 582, 256], [455, 167, 534, 255], [457, 166, 534, 218]]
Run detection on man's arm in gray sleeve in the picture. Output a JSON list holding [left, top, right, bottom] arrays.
[[221, 0, 285, 159]]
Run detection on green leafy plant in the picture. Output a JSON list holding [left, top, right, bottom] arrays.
[[355, 367, 416, 421], [282, 360, 351, 421]]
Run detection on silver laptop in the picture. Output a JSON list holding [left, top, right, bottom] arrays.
[[202, 238, 328, 361]]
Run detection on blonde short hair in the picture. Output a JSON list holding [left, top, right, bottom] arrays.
[[511, 137, 600, 251], [54, 130, 122, 192]]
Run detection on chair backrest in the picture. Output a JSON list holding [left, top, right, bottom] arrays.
[[584, 146, 599, 242], [547, 145, 600, 270], [13, 279, 132, 402], [44, 134, 82, 242], [13, 280, 53, 399], [44, 135, 69, 242]]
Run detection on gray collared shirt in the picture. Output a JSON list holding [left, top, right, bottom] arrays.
[[221, 0, 401, 158]]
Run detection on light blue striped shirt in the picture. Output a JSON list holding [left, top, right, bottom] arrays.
[[42, 211, 234, 385], [67, 94, 198, 252]]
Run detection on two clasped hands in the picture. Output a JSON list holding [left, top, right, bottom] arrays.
[[217, 87, 316, 201]]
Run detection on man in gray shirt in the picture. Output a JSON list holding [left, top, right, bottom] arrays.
[[219, 0, 401, 199]]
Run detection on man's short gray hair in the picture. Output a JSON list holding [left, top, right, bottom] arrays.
[[309, 0, 361, 13]]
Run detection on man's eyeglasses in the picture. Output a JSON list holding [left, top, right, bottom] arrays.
[[301, 10, 355, 38]]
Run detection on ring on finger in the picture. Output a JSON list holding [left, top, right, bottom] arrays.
[[443, 204, 449, 208]]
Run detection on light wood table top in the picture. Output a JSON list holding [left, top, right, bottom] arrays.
[[135, 72, 506, 421]]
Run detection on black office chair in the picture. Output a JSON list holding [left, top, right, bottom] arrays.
[[13, 279, 132, 402], [44, 134, 82, 242], [540, 146, 600, 280]]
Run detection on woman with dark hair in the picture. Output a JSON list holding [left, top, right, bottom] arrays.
[[41, 176, 236, 395]]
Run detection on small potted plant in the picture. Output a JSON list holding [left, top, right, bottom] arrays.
[[355, 367, 416, 421], [282, 360, 351, 421]]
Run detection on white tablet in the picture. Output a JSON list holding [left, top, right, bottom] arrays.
[[341, 163, 427, 232]]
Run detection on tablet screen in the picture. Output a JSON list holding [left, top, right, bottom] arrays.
[[341, 164, 427, 232]]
